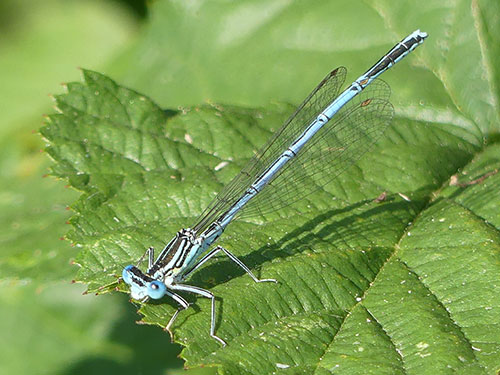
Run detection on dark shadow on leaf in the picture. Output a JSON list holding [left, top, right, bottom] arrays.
[[187, 187, 432, 288], [164, 109, 179, 118]]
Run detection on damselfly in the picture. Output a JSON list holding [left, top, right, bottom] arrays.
[[122, 30, 428, 346]]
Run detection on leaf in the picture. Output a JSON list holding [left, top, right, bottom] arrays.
[[42, 1, 500, 374], [41, 63, 500, 374], [0, 173, 75, 283]]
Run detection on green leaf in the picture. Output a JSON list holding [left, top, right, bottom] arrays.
[[41, 65, 500, 373], [42, 1, 500, 374]]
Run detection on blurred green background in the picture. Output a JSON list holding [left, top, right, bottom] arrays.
[[2, 0, 496, 374], [0, 1, 192, 374]]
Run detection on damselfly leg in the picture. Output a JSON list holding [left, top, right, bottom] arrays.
[[182, 245, 277, 284], [169, 283, 227, 346]]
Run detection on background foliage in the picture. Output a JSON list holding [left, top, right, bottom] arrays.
[[2, 0, 499, 374]]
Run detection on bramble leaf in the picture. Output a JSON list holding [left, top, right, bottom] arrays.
[[42, 1, 500, 373]]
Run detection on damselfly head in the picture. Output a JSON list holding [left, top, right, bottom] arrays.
[[147, 280, 167, 299], [130, 283, 148, 300], [122, 265, 134, 285], [122, 264, 168, 300], [128, 280, 167, 300]]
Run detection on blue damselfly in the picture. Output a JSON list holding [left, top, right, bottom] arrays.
[[122, 30, 428, 346]]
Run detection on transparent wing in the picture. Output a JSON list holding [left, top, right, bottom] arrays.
[[193, 67, 348, 232], [239, 80, 393, 219]]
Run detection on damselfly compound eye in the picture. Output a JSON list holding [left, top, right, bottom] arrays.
[[147, 280, 167, 299], [122, 265, 134, 285]]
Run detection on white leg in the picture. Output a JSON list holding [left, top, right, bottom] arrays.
[[134, 246, 154, 268], [184, 246, 277, 284], [170, 283, 227, 346], [147, 247, 155, 269], [181, 247, 221, 279], [162, 290, 189, 342]]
